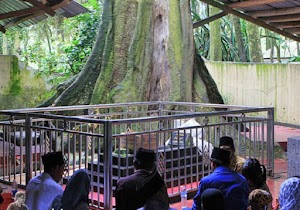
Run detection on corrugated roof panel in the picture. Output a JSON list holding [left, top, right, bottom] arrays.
[[60, 1, 89, 18], [0, 0, 31, 13], [0, 0, 88, 31]]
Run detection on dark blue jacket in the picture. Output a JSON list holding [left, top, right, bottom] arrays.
[[192, 166, 249, 210]]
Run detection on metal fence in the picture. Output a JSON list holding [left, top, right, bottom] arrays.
[[0, 101, 274, 210]]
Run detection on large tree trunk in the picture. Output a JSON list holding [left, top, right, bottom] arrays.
[[48, 0, 222, 107]]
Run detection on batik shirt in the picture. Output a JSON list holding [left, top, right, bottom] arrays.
[[278, 177, 300, 210], [229, 154, 245, 173]]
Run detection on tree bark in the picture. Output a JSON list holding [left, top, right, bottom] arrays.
[[48, 0, 223, 108], [209, 6, 222, 61], [231, 15, 247, 62], [246, 22, 263, 62]]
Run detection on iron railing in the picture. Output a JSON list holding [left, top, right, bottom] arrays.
[[0, 101, 274, 210]]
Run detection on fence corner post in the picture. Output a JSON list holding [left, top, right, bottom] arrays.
[[103, 121, 113, 210], [25, 114, 33, 184]]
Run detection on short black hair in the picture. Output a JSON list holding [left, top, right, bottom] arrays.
[[42, 151, 65, 172]]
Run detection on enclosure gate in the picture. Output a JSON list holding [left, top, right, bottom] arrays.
[[0, 101, 274, 210]]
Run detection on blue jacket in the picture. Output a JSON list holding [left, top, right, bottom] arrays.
[[192, 166, 249, 210]]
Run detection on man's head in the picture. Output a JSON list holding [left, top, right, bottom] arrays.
[[201, 188, 225, 210], [219, 136, 235, 155], [42, 151, 66, 183], [210, 147, 231, 169], [133, 148, 156, 171]]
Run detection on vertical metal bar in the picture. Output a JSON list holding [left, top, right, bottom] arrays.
[[267, 108, 274, 176], [103, 121, 113, 210], [25, 114, 32, 184]]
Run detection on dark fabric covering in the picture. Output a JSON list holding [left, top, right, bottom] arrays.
[[201, 188, 226, 210], [115, 170, 167, 210], [51, 169, 90, 210]]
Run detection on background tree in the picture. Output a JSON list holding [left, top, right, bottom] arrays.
[[246, 22, 263, 62], [209, 6, 222, 61], [231, 15, 248, 62]]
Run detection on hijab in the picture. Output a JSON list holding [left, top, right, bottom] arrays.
[[278, 176, 300, 210]]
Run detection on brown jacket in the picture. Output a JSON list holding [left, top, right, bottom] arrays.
[[115, 170, 169, 210]]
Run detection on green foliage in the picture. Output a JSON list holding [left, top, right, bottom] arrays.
[[289, 56, 300, 62], [62, 10, 100, 76], [17, 0, 102, 84]]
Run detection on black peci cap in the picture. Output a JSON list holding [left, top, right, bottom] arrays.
[[135, 148, 156, 163], [219, 136, 235, 149], [211, 147, 231, 166]]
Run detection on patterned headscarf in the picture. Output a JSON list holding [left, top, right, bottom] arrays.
[[248, 189, 272, 210], [278, 177, 300, 210]]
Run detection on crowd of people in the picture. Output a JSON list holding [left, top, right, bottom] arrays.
[[115, 136, 300, 210], [5, 136, 299, 210]]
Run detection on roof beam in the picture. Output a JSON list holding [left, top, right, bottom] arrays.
[[284, 27, 300, 34], [3, 0, 71, 31], [271, 21, 300, 29], [228, 0, 286, 9], [248, 7, 300, 18], [260, 14, 300, 23], [193, 11, 227, 28], [22, 0, 56, 16], [200, 0, 300, 42], [0, 7, 40, 20]]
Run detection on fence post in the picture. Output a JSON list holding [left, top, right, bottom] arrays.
[[267, 108, 274, 177], [25, 114, 33, 184], [103, 121, 113, 210]]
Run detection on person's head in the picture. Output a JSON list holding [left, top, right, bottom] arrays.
[[210, 147, 231, 169], [42, 151, 66, 183], [248, 189, 272, 210], [201, 188, 225, 210], [242, 158, 266, 190], [219, 136, 235, 154], [133, 148, 156, 171], [62, 169, 91, 210], [14, 191, 26, 205], [278, 176, 300, 209]]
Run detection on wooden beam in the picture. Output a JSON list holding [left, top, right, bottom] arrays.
[[260, 14, 300, 23], [228, 0, 286, 9], [271, 21, 300, 29], [200, 0, 300, 42], [248, 7, 300, 18], [23, 0, 56, 16], [0, 7, 40, 20], [284, 27, 300, 34], [3, 0, 71, 31], [193, 11, 227, 28]]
